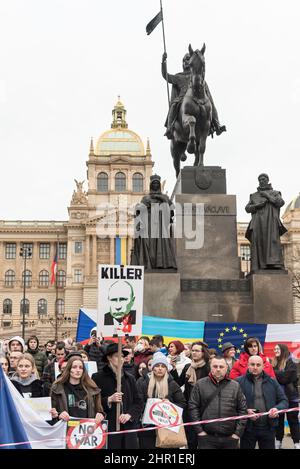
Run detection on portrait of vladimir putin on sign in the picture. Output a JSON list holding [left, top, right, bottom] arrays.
[[104, 280, 136, 333]]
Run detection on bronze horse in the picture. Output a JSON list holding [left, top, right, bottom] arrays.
[[171, 44, 212, 177]]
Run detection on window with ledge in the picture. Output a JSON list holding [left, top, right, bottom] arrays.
[[3, 299, 12, 315], [38, 299, 47, 315], [74, 269, 83, 283], [5, 270, 15, 287], [22, 270, 32, 287], [240, 244, 251, 260], [20, 299, 30, 315], [5, 243, 16, 259], [2, 321, 12, 328], [58, 243, 67, 260], [132, 173, 143, 192], [39, 270, 49, 287], [56, 299, 65, 315], [97, 172, 108, 192], [57, 270, 66, 288], [74, 241, 83, 254], [22, 243, 33, 258], [39, 243, 50, 259], [115, 172, 126, 191]]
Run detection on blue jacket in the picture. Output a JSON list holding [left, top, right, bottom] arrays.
[[236, 371, 288, 429]]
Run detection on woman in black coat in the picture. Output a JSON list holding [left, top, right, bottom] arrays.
[[137, 352, 186, 449], [273, 344, 300, 449], [92, 343, 143, 449], [11, 353, 44, 398]]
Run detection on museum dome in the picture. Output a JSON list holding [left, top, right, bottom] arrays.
[[94, 98, 145, 156], [283, 193, 300, 215]]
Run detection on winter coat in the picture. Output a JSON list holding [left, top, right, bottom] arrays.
[[41, 359, 57, 396], [171, 361, 210, 401], [92, 364, 144, 449], [229, 352, 275, 379], [50, 381, 104, 418], [189, 375, 248, 437], [167, 352, 191, 377], [273, 358, 299, 402], [11, 376, 44, 398], [137, 373, 186, 411], [27, 349, 48, 376], [236, 371, 288, 429]]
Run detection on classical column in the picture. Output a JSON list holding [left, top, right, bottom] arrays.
[[92, 235, 97, 274], [85, 234, 90, 276]]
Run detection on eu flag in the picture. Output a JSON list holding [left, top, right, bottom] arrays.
[[203, 322, 267, 356]]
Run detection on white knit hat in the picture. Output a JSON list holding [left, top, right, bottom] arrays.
[[151, 352, 172, 372]]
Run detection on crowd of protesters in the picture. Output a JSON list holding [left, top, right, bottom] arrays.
[[0, 332, 299, 450]]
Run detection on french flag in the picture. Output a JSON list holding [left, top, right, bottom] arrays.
[[0, 366, 66, 449], [51, 248, 58, 285]]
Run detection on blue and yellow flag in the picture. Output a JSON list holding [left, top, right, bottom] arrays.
[[142, 316, 204, 345]]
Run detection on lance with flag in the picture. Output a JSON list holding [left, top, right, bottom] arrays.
[[146, 1, 170, 107]]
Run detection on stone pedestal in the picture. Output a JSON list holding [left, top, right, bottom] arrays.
[[143, 272, 180, 318], [251, 271, 293, 323]]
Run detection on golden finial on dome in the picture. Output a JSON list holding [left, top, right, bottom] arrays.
[[111, 97, 128, 129]]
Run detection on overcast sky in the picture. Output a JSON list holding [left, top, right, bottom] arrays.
[[0, 0, 299, 222]]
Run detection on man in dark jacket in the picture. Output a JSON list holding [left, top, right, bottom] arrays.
[[92, 343, 143, 449], [26, 336, 48, 376], [41, 342, 67, 395], [236, 355, 288, 449], [84, 330, 106, 371], [189, 356, 248, 449]]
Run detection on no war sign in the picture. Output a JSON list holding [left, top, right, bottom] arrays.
[[142, 399, 183, 434], [66, 419, 108, 449]]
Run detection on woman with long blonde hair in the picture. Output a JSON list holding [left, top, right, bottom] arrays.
[[137, 352, 186, 449], [272, 344, 300, 449], [50, 355, 105, 425]]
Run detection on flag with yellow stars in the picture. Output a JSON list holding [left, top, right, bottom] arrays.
[[203, 323, 267, 356]]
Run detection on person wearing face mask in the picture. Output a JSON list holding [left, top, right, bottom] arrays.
[[272, 344, 300, 449], [11, 353, 44, 398], [133, 337, 152, 366], [229, 337, 275, 380], [92, 343, 143, 449]]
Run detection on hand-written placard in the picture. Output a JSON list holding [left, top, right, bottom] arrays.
[[66, 419, 108, 450], [142, 398, 183, 434]]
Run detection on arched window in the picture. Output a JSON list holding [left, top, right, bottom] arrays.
[[3, 299, 12, 314], [115, 172, 126, 191], [56, 299, 65, 316], [132, 173, 143, 192], [20, 299, 30, 315], [57, 270, 66, 288], [22, 270, 32, 287], [5, 270, 15, 287], [39, 270, 49, 287], [97, 172, 108, 192], [38, 299, 47, 315]]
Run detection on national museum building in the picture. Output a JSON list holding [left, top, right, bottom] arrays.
[[0, 100, 299, 341]]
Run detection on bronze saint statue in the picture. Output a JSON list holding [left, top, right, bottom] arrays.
[[245, 173, 287, 272], [162, 44, 226, 176], [131, 174, 177, 270]]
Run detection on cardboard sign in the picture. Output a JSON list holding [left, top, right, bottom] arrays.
[[142, 399, 183, 433], [97, 264, 144, 337], [66, 419, 108, 450], [24, 397, 52, 421]]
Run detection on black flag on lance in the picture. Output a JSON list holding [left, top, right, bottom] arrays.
[[146, 10, 162, 35]]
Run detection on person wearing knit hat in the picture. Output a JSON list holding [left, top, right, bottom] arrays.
[[8, 336, 25, 353], [167, 340, 191, 377], [136, 351, 186, 449]]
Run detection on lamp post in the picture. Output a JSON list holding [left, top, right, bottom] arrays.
[[20, 246, 32, 340]]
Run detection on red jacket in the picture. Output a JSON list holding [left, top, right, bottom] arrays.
[[229, 352, 275, 380]]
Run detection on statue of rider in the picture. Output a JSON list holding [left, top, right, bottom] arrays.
[[162, 50, 226, 139]]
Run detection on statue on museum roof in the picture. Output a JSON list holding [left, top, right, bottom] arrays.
[[245, 173, 287, 272], [71, 179, 88, 205], [162, 44, 226, 177]]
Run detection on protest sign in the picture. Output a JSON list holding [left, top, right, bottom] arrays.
[[142, 399, 183, 433], [24, 397, 52, 421], [66, 419, 108, 450]]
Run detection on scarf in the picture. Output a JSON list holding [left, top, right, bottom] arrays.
[[185, 359, 206, 385]]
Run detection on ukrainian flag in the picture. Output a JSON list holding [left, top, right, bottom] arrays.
[[142, 316, 205, 345], [115, 237, 127, 265]]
